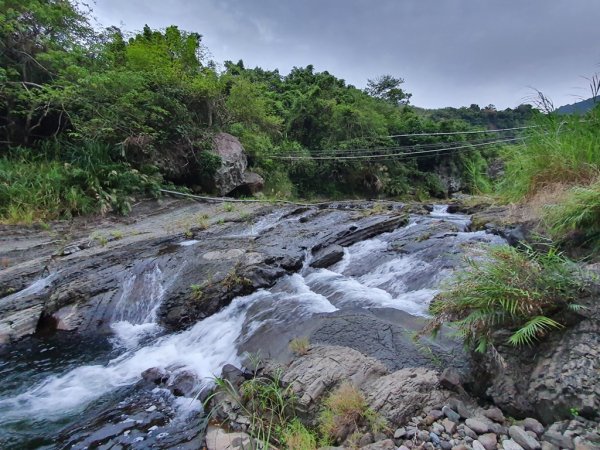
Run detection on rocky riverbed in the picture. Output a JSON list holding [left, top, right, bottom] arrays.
[[0, 198, 598, 449]]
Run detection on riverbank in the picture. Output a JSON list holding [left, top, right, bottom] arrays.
[[0, 198, 598, 449]]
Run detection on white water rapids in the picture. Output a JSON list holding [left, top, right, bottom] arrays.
[[0, 206, 505, 427]]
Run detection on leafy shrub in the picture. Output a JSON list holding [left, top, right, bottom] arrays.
[[428, 245, 589, 353], [318, 383, 385, 444]]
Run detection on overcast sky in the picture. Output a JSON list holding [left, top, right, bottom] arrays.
[[92, 0, 600, 109]]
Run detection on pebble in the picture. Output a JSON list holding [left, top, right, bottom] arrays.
[[541, 442, 559, 450], [440, 441, 452, 450], [451, 445, 469, 450], [466, 418, 490, 434], [442, 405, 461, 423], [509, 425, 541, 450], [433, 423, 446, 436], [483, 407, 505, 423], [359, 432, 374, 447], [399, 446, 410, 450], [478, 433, 498, 450], [523, 418, 545, 436], [405, 426, 418, 439], [463, 425, 479, 440], [394, 427, 407, 439], [424, 414, 437, 426], [429, 409, 445, 420], [443, 418, 458, 434], [473, 440, 486, 450], [430, 432, 441, 446], [542, 430, 574, 450], [502, 439, 525, 450], [418, 430, 430, 442]]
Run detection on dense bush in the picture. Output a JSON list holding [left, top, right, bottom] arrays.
[[0, 143, 161, 222]]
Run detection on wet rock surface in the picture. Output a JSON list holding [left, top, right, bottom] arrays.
[[55, 387, 205, 450], [472, 300, 600, 424], [2, 198, 599, 450], [0, 199, 414, 342]]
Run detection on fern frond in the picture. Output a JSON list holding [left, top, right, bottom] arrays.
[[507, 316, 563, 346]]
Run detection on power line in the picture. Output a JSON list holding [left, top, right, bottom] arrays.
[[269, 137, 524, 161], [387, 125, 535, 138], [271, 136, 523, 158]]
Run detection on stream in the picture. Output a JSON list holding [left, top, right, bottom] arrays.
[[0, 205, 506, 449]]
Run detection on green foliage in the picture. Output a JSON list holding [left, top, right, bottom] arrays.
[[211, 369, 297, 448], [428, 245, 589, 353], [0, 142, 161, 222], [544, 180, 600, 250], [281, 419, 318, 450], [462, 152, 492, 194], [1, 0, 519, 215], [499, 107, 600, 200]]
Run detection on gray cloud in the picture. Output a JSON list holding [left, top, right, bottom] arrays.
[[92, 0, 600, 108]]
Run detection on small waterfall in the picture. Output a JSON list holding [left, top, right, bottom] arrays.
[[110, 264, 166, 349], [111, 265, 165, 324]]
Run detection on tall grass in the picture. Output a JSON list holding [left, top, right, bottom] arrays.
[[499, 106, 600, 200], [0, 142, 161, 223], [544, 180, 600, 249]]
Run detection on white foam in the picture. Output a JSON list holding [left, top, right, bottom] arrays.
[[179, 240, 200, 246], [0, 290, 259, 421]]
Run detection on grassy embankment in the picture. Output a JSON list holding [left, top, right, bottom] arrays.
[[430, 105, 600, 352]]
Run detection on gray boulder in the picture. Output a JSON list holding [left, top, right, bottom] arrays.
[[275, 345, 453, 426], [211, 132, 249, 196]]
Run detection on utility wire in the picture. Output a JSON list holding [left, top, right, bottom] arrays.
[[269, 137, 524, 161], [272, 135, 523, 157], [387, 125, 535, 138]]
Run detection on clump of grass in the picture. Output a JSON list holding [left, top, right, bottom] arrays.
[[222, 202, 236, 213], [289, 337, 310, 356], [210, 369, 296, 447], [360, 202, 389, 217], [428, 244, 590, 353], [281, 419, 317, 450], [0, 142, 162, 222], [90, 231, 108, 246], [190, 284, 203, 301], [110, 230, 124, 240], [499, 108, 600, 201], [544, 180, 600, 250], [318, 383, 385, 444]]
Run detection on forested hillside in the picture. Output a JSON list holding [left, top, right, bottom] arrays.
[[1, 0, 537, 222]]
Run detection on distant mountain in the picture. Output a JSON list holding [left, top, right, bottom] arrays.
[[556, 97, 599, 115]]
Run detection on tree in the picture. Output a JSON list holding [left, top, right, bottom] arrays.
[[365, 75, 412, 106]]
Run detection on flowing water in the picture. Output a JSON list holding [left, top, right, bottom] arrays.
[[0, 206, 506, 448]]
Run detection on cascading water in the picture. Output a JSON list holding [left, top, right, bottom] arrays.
[[0, 206, 507, 448], [110, 264, 166, 349]]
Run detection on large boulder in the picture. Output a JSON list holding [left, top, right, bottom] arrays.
[[275, 345, 454, 426], [211, 133, 249, 196]]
